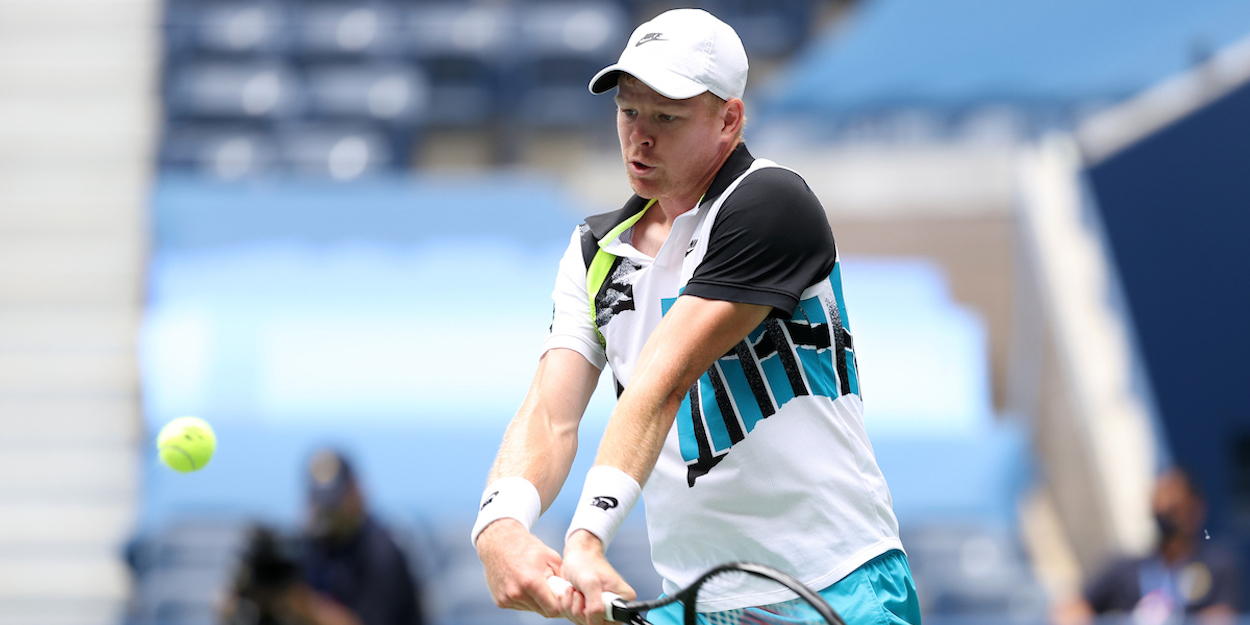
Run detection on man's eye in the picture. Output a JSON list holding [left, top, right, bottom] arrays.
[[620, 108, 637, 117], [659, 114, 676, 122]]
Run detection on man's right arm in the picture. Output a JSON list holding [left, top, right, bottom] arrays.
[[476, 347, 601, 617]]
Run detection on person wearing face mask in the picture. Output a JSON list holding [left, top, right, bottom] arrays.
[[297, 449, 425, 625], [1055, 468, 1240, 625]]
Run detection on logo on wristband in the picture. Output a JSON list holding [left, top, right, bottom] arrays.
[[590, 496, 619, 510], [481, 491, 498, 510]]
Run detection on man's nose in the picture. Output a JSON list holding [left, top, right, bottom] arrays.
[[630, 122, 653, 148]]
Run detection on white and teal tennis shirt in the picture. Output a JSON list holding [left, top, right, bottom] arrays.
[[543, 145, 903, 611]]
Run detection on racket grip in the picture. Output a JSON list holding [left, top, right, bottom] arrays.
[[545, 576, 627, 622]]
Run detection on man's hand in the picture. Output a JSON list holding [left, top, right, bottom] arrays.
[[477, 519, 565, 617], [556, 530, 636, 625]]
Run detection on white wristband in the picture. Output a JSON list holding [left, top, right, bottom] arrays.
[[471, 477, 542, 549], [565, 465, 641, 549]]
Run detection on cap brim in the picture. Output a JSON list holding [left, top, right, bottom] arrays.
[[588, 64, 709, 100]]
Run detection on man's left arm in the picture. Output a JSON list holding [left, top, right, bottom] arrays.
[[558, 294, 770, 625]]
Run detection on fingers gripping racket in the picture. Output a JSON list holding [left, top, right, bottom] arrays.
[[548, 562, 847, 625]]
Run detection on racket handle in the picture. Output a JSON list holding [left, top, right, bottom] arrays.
[[546, 576, 627, 622]]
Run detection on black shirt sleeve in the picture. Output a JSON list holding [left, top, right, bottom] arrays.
[[683, 167, 837, 317]]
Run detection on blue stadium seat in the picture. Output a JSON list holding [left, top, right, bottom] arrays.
[[901, 523, 1048, 620], [304, 63, 429, 124], [277, 123, 398, 178], [125, 521, 248, 625], [514, 2, 627, 58], [632, 0, 812, 57], [504, 2, 626, 126], [293, 3, 404, 60], [161, 124, 280, 178], [413, 56, 496, 125], [406, 3, 514, 59], [510, 58, 616, 126], [167, 61, 303, 120], [723, 0, 813, 58], [131, 569, 227, 625], [164, 0, 290, 57], [403, 3, 514, 125]]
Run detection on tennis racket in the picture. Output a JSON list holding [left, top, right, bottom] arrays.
[[547, 562, 846, 625]]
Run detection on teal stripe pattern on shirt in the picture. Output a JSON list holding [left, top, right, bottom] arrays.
[[664, 266, 862, 487]]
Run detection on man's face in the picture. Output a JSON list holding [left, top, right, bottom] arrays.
[[309, 484, 365, 542], [614, 77, 730, 202], [1152, 472, 1204, 539]]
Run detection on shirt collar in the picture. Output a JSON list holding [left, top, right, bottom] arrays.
[[584, 143, 755, 242]]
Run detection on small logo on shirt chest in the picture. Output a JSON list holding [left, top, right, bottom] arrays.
[[685, 239, 698, 256]]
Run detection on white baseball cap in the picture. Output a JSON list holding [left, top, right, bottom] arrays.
[[588, 8, 748, 101]]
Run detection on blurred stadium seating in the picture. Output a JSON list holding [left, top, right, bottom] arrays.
[[756, 0, 1250, 143], [125, 520, 246, 625], [156, 0, 820, 175]]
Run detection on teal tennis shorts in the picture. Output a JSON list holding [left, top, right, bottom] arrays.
[[645, 550, 921, 625]]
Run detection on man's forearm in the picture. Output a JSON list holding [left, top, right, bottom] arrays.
[[490, 404, 580, 509], [474, 350, 598, 617], [591, 352, 689, 484], [488, 348, 599, 509]]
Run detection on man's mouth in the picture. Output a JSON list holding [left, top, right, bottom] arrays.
[[629, 160, 654, 174]]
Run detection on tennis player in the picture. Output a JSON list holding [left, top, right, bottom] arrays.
[[473, 9, 921, 625]]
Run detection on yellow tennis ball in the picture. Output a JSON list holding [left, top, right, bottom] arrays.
[[157, 417, 216, 473]]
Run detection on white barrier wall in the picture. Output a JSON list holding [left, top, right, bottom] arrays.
[[1012, 136, 1158, 597], [0, 0, 156, 622]]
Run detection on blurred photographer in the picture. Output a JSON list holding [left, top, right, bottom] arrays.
[[225, 450, 423, 625], [303, 449, 424, 625], [1055, 468, 1240, 625], [225, 526, 361, 625]]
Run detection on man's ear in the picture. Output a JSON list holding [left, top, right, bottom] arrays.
[[722, 98, 745, 138]]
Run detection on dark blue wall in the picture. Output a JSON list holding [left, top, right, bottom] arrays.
[[1087, 78, 1250, 580]]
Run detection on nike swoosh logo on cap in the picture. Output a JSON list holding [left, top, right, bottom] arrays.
[[635, 32, 668, 46]]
